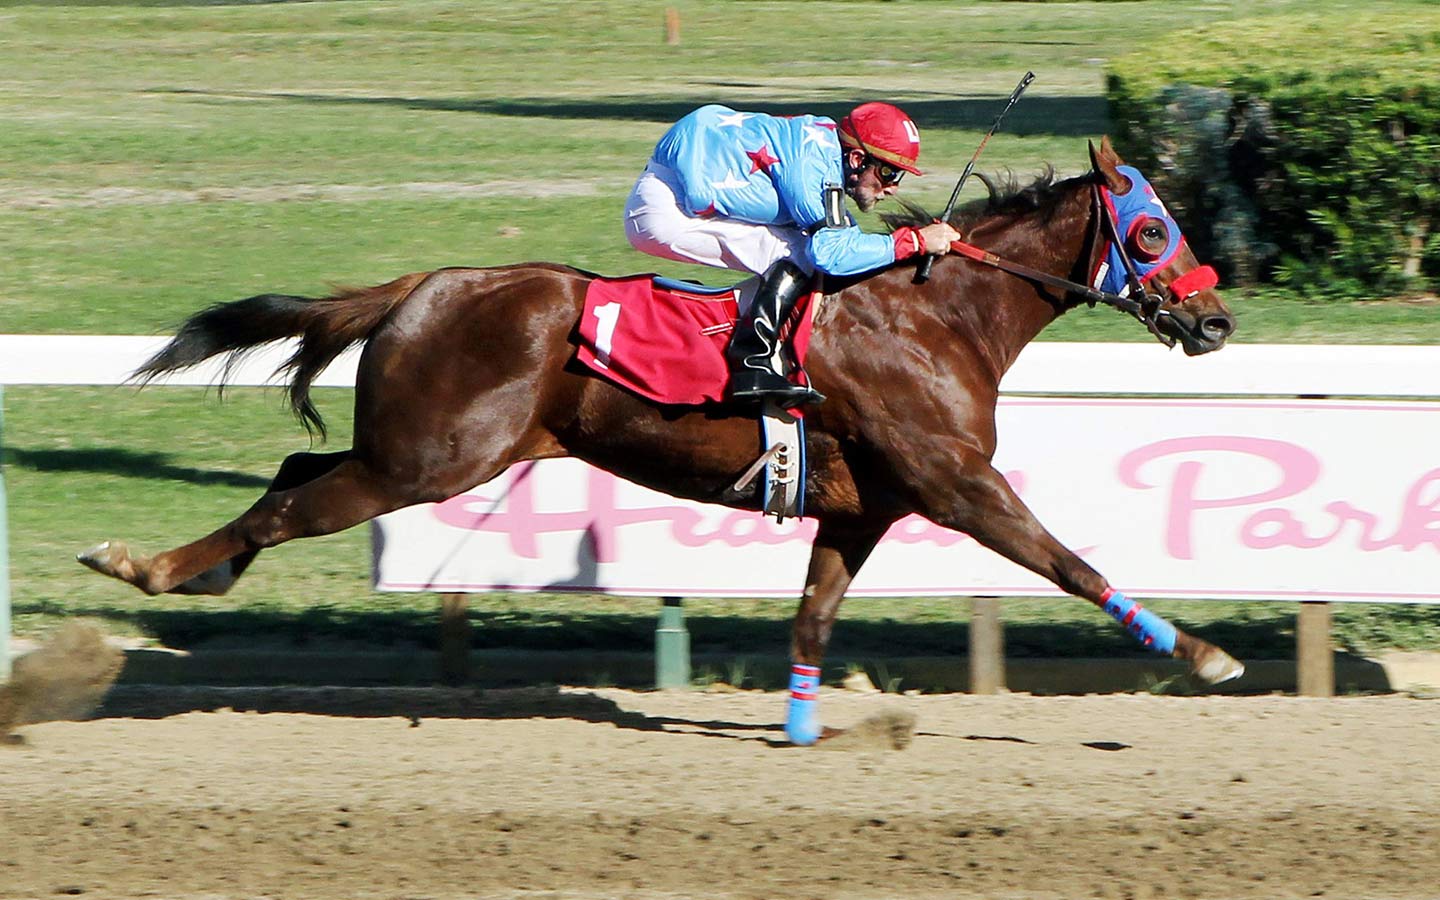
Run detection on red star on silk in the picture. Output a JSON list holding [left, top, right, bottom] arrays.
[[746, 145, 779, 174]]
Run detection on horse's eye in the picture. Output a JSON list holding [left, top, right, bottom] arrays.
[[1126, 217, 1170, 263]]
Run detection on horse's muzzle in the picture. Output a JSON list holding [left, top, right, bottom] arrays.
[[1159, 307, 1236, 356]]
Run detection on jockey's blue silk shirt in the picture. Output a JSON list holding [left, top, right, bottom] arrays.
[[652, 105, 898, 276]]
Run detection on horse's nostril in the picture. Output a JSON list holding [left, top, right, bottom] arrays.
[[1202, 315, 1235, 339]]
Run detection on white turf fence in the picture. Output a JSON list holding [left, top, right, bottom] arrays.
[[2, 338, 1439, 615]]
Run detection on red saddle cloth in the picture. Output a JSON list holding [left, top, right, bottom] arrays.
[[575, 274, 815, 406]]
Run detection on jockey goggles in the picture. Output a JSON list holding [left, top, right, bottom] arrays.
[[869, 158, 906, 186]]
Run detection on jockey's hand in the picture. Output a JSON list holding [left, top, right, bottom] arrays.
[[919, 222, 963, 255]]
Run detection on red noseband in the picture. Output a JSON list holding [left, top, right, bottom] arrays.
[[1169, 265, 1219, 300]]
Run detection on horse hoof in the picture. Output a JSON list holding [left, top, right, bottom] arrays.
[[785, 718, 823, 746], [78, 541, 118, 567], [77, 541, 122, 573], [1192, 649, 1246, 685]]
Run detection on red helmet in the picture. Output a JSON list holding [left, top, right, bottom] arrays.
[[838, 102, 922, 175]]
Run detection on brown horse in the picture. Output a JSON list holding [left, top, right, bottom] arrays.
[[80, 139, 1241, 743]]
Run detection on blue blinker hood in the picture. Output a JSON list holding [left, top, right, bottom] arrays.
[[1092, 165, 1184, 296]]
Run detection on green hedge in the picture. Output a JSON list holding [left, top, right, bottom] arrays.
[[1107, 11, 1440, 299]]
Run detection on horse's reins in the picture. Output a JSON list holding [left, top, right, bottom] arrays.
[[942, 180, 1185, 348], [914, 70, 1035, 286]]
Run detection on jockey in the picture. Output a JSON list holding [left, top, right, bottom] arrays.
[[624, 102, 961, 407]]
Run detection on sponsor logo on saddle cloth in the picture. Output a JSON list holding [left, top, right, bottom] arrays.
[[1092, 164, 1185, 296], [576, 274, 817, 407]]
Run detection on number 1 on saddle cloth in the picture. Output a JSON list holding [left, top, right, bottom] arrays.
[[576, 274, 816, 520]]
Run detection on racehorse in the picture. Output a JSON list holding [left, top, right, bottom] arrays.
[[80, 138, 1242, 743]]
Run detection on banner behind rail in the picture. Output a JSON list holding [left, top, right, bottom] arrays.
[[373, 398, 1440, 603]]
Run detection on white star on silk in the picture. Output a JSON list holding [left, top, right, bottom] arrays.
[[1150, 194, 1172, 218], [716, 112, 751, 128], [711, 171, 750, 190], [802, 125, 837, 150]]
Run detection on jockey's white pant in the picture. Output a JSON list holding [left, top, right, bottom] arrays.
[[623, 161, 812, 276]]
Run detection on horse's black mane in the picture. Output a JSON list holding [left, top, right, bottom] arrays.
[[881, 166, 1090, 235]]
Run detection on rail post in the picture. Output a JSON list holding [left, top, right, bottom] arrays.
[[0, 386, 10, 681], [438, 593, 472, 685], [655, 596, 690, 689], [1297, 601, 1334, 697], [969, 596, 1005, 693]]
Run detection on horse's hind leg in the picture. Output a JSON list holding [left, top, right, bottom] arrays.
[[174, 450, 351, 594], [909, 444, 1244, 685], [80, 454, 432, 595]]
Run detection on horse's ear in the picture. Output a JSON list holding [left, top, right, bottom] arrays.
[[1090, 136, 1132, 195]]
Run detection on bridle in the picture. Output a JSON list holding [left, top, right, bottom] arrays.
[[942, 174, 1218, 349], [1090, 179, 1179, 347]]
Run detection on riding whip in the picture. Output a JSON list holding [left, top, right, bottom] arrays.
[[914, 71, 1035, 285]]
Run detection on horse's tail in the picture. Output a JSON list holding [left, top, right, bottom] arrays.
[[135, 271, 432, 438]]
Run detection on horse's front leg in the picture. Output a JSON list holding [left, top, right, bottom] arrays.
[[914, 448, 1244, 685], [787, 518, 888, 745]]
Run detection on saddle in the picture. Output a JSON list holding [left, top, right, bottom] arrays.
[[575, 274, 817, 520]]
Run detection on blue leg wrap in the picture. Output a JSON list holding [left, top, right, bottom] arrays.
[[1102, 589, 1177, 655], [785, 664, 822, 745]]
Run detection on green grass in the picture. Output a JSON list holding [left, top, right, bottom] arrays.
[[3, 0, 1439, 661], [8, 197, 1436, 338]]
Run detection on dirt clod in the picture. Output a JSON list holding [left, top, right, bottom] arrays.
[[0, 622, 125, 737]]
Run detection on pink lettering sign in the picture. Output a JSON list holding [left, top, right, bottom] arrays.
[[431, 462, 1029, 559], [1120, 438, 1440, 559]]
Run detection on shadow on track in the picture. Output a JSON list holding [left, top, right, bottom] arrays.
[[95, 684, 788, 744]]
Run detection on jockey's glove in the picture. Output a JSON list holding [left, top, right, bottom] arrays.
[[918, 222, 963, 255]]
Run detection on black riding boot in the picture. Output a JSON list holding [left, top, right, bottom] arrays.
[[726, 259, 825, 406]]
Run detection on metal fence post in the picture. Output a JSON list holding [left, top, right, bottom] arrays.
[[655, 596, 690, 690], [1, 385, 11, 681]]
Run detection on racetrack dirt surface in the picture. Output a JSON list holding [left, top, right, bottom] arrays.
[[2, 686, 1437, 900]]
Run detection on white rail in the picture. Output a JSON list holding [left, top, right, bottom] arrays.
[[1, 335, 1437, 396]]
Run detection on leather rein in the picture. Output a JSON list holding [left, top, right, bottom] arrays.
[[942, 179, 1180, 348]]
